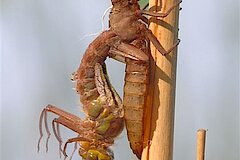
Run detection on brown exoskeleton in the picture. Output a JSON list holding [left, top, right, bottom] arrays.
[[38, 30, 147, 160], [38, 0, 181, 159], [108, 0, 181, 159]]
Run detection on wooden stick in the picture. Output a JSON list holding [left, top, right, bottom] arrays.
[[141, 0, 181, 160], [196, 129, 207, 160]]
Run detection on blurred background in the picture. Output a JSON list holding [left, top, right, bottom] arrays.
[[1, 0, 239, 160]]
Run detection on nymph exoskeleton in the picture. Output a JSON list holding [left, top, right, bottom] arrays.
[[108, 0, 181, 158]]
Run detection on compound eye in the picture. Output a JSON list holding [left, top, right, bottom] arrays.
[[86, 150, 98, 160], [86, 149, 112, 160], [97, 151, 112, 160], [86, 153, 98, 160]]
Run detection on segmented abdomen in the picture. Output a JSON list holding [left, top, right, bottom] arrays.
[[73, 30, 116, 105], [123, 58, 149, 159], [72, 30, 124, 141]]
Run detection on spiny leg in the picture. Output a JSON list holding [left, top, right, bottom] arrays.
[[137, 0, 181, 56], [52, 118, 64, 157], [52, 115, 86, 134], [48, 114, 95, 158], [63, 136, 91, 158], [139, 15, 149, 25], [109, 42, 149, 62], [69, 141, 78, 160], [38, 105, 92, 153], [38, 108, 44, 152], [45, 105, 82, 122], [139, 0, 182, 18], [144, 28, 180, 56], [38, 108, 51, 152]]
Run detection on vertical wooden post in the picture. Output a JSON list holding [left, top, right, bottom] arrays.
[[141, 0, 180, 160], [196, 129, 207, 160]]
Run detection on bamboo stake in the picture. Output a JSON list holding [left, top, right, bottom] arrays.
[[196, 129, 207, 160], [141, 0, 181, 160]]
